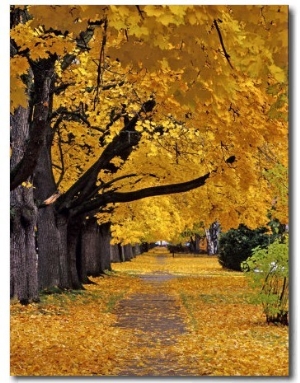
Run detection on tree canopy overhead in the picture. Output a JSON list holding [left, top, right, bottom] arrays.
[[10, 4, 288, 234]]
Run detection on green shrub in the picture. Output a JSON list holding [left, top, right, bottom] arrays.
[[241, 237, 289, 325], [218, 224, 271, 271]]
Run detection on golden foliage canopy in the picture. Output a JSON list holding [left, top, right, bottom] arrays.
[[10, 5, 288, 238]]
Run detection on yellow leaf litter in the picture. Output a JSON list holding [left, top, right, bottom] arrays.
[[10, 249, 289, 376]]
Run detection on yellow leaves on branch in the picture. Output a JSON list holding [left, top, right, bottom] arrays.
[[10, 5, 288, 231], [28, 5, 94, 35], [11, 22, 75, 61], [268, 64, 286, 83], [111, 196, 186, 245]]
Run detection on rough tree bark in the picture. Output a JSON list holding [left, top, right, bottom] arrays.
[[98, 223, 112, 273], [82, 220, 112, 277], [110, 244, 122, 263], [10, 8, 40, 303], [10, 107, 39, 303], [82, 218, 103, 278], [67, 217, 84, 289], [31, 57, 74, 290]]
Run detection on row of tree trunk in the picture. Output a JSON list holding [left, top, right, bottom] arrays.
[[11, 194, 150, 303], [9, 94, 217, 305], [9, 56, 148, 303], [10, 16, 215, 304]]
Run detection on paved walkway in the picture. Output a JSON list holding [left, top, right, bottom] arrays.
[[113, 256, 196, 376]]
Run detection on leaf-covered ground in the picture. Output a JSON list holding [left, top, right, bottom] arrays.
[[10, 248, 289, 376]]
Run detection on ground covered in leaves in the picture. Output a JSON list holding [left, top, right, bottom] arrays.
[[10, 248, 289, 376]]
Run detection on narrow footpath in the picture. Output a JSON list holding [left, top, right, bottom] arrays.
[[113, 256, 198, 376]]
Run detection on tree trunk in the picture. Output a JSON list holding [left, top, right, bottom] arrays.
[[36, 207, 67, 290], [98, 223, 112, 272], [80, 217, 115, 281], [31, 58, 80, 290], [119, 244, 125, 261], [190, 234, 200, 254], [206, 221, 221, 255], [110, 244, 122, 263], [132, 244, 140, 257], [67, 217, 84, 289], [10, 106, 39, 303], [82, 218, 102, 277], [140, 242, 150, 253], [123, 244, 134, 261], [10, 185, 39, 303], [33, 131, 73, 290]]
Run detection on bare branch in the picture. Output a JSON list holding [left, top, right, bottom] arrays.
[[93, 17, 108, 110], [136, 5, 145, 19], [213, 19, 234, 69], [55, 124, 66, 189]]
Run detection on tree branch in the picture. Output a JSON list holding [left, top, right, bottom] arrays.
[[51, 107, 91, 126], [83, 173, 139, 202], [213, 19, 234, 69], [55, 98, 156, 212], [93, 17, 108, 110], [10, 57, 56, 191], [136, 5, 145, 19], [55, 123, 66, 189], [10, 16, 104, 191], [69, 170, 213, 217]]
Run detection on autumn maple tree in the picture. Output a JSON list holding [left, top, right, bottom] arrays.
[[10, 5, 288, 303]]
